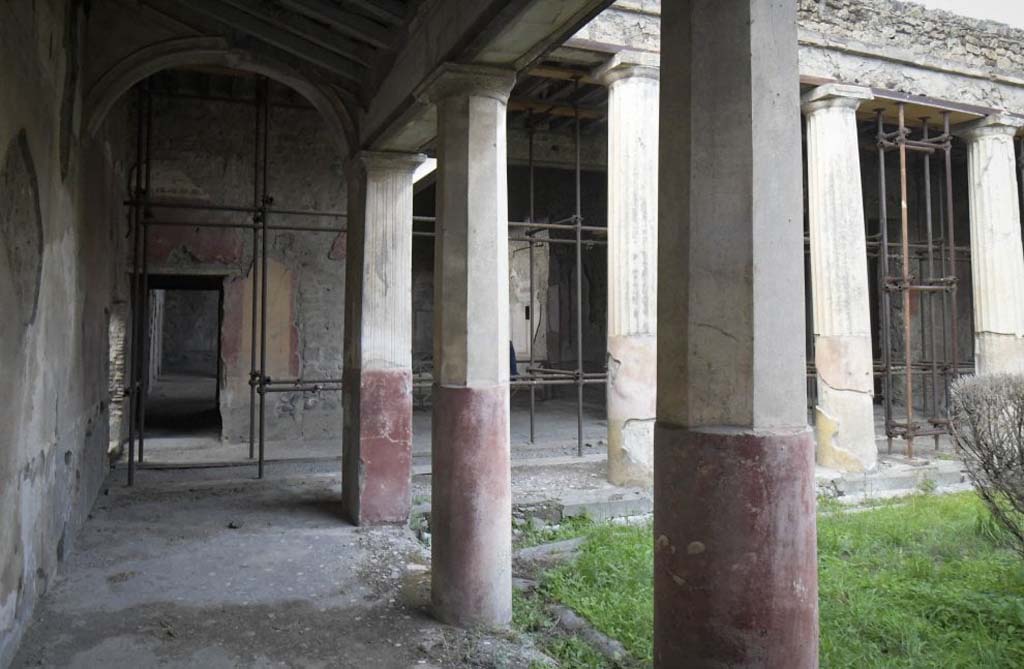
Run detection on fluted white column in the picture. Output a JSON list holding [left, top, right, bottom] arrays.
[[802, 84, 877, 472], [962, 114, 1024, 374], [597, 52, 659, 487], [342, 150, 425, 526]]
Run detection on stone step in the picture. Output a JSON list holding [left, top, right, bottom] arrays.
[[818, 458, 967, 500]]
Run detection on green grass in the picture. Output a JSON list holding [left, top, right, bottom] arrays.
[[818, 493, 1024, 668], [516, 492, 1024, 668], [513, 590, 612, 669], [515, 515, 595, 549]]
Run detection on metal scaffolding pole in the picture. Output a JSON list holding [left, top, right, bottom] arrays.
[[527, 112, 536, 444], [257, 77, 271, 480], [922, 119, 940, 450], [248, 78, 264, 461], [138, 84, 154, 465], [898, 103, 914, 458], [869, 105, 963, 457], [122, 78, 346, 484], [943, 112, 961, 408], [876, 109, 895, 453], [126, 85, 145, 487], [573, 85, 585, 458], [121, 77, 609, 480]]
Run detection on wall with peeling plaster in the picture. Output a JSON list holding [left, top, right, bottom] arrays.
[[0, 1, 131, 662], [140, 76, 346, 443]]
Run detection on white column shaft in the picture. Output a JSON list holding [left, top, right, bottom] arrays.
[[435, 93, 511, 386], [964, 116, 1024, 374], [346, 152, 424, 370], [607, 70, 659, 338], [602, 61, 659, 486], [803, 85, 877, 472]]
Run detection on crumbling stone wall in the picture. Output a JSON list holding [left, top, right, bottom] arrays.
[[584, 1, 1024, 113], [799, 0, 1024, 76], [0, 1, 131, 662], [797, 0, 1024, 112]]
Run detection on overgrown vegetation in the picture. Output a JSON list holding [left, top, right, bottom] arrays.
[[951, 374, 1024, 559], [515, 515, 594, 549], [515, 493, 1024, 668], [514, 591, 612, 669], [817, 492, 1024, 668]]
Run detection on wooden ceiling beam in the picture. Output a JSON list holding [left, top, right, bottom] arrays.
[[525, 65, 601, 86], [340, 0, 407, 25], [515, 76, 553, 99], [280, 0, 393, 49], [182, 1, 365, 86], [509, 97, 603, 120], [220, 0, 375, 67], [573, 86, 606, 106]]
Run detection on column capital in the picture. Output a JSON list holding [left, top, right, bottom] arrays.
[[415, 63, 516, 106], [594, 50, 660, 86], [801, 83, 873, 115], [347, 150, 426, 177], [958, 113, 1024, 143]]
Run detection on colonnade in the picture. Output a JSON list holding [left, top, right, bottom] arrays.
[[339, 0, 1024, 663]]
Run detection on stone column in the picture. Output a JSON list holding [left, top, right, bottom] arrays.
[[962, 114, 1024, 374], [655, 1, 818, 667], [597, 52, 660, 487], [419, 64, 516, 629], [342, 150, 425, 526], [802, 84, 877, 473]]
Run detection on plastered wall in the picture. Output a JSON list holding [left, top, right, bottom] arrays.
[[140, 77, 347, 443], [0, 1, 131, 662]]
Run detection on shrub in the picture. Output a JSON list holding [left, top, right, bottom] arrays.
[[949, 374, 1024, 559]]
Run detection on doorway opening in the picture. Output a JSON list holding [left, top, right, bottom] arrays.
[[145, 274, 224, 439]]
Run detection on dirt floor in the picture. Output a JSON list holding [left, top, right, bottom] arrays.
[[137, 390, 608, 467], [12, 390, 965, 667], [10, 470, 565, 668]]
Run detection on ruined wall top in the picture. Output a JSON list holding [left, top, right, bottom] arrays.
[[576, 1, 1024, 113], [798, 0, 1024, 78], [583, 1, 1024, 78]]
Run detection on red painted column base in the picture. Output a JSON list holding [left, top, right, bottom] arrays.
[[431, 383, 512, 628], [653, 424, 819, 669], [341, 367, 413, 525]]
